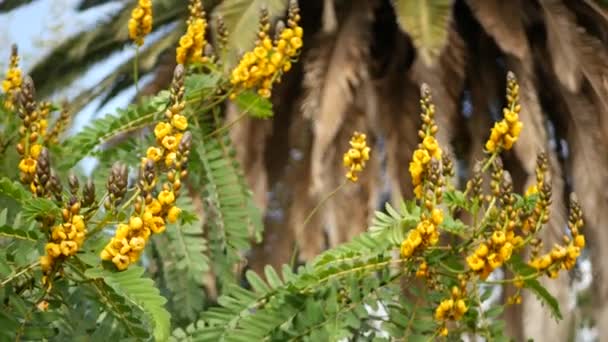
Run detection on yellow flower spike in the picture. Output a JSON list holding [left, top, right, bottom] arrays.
[[342, 131, 371, 183], [2, 44, 22, 110], [128, 0, 153, 46]]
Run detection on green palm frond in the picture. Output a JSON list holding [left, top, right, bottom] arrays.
[[28, 0, 186, 98], [391, 0, 453, 66]]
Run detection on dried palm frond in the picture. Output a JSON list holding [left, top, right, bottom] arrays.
[[302, 0, 378, 195]]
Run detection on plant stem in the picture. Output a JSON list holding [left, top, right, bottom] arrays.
[[289, 181, 347, 268], [0, 261, 40, 287]]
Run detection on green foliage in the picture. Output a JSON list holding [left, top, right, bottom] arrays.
[[391, 0, 452, 66], [85, 266, 171, 341]]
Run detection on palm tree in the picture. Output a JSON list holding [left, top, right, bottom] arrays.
[[4, 0, 608, 339]]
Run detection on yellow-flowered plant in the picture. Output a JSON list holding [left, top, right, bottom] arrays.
[[2, 45, 21, 111], [128, 0, 153, 46], [409, 85, 442, 199], [101, 65, 190, 270], [230, 0, 303, 98], [176, 0, 208, 65]]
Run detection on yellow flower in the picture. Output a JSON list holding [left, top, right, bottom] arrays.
[[158, 190, 175, 205], [60, 240, 78, 256], [171, 114, 188, 131], [148, 216, 166, 233], [413, 149, 431, 165], [475, 243, 489, 258], [129, 237, 146, 251], [487, 253, 502, 269], [115, 224, 130, 240], [72, 215, 86, 232], [574, 235, 585, 248], [466, 254, 485, 271], [408, 229, 422, 248], [146, 147, 163, 162], [154, 122, 172, 140], [30, 144, 42, 159], [19, 157, 37, 174], [112, 254, 130, 270], [40, 255, 53, 272], [491, 231, 506, 245], [129, 216, 144, 230], [290, 37, 303, 50], [167, 206, 181, 223], [147, 199, 162, 215], [165, 152, 177, 167], [400, 240, 414, 258], [46, 243, 61, 258], [179, 35, 193, 49], [431, 208, 443, 225], [52, 226, 67, 241], [162, 135, 178, 151]]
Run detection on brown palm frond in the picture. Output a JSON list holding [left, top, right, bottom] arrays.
[[465, 0, 529, 59], [301, 0, 378, 195]]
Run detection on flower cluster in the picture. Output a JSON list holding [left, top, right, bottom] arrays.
[[409, 85, 442, 199], [45, 101, 71, 145], [529, 194, 585, 277], [466, 230, 520, 280], [342, 131, 371, 182], [400, 208, 442, 258], [176, 0, 207, 65], [41, 199, 87, 282], [128, 0, 153, 46], [435, 286, 468, 336], [523, 153, 551, 233], [2, 45, 21, 111], [485, 72, 523, 153], [230, 0, 303, 98], [467, 170, 523, 279], [16, 76, 47, 189], [101, 65, 191, 270]]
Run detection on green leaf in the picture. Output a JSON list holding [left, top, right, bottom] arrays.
[[391, 0, 452, 66], [22, 197, 61, 222], [232, 90, 273, 119], [440, 215, 467, 235], [0, 177, 28, 203], [0, 225, 40, 241], [85, 266, 171, 341], [525, 278, 562, 320]]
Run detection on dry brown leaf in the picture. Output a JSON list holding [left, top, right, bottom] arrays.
[[466, 0, 529, 59], [560, 88, 608, 332], [539, 0, 584, 92], [410, 24, 467, 147]]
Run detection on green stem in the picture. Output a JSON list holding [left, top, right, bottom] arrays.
[[0, 261, 40, 287], [289, 181, 347, 268]]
